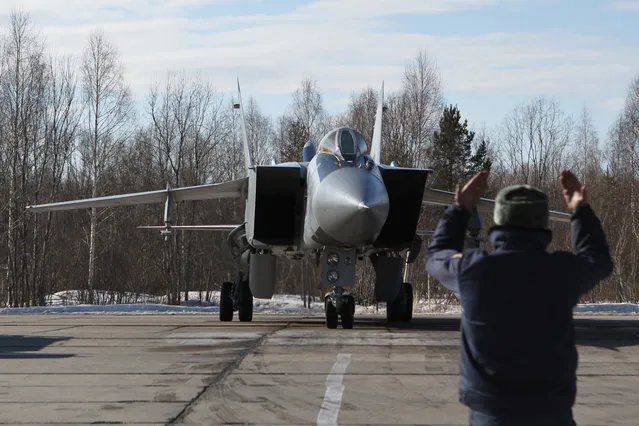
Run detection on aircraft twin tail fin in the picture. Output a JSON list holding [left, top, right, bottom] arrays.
[[234, 78, 255, 170], [370, 81, 384, 164]]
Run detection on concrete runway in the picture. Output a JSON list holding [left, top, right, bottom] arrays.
[[0, 314, 638, 425]]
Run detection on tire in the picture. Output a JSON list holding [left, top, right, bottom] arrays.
[[219, 281, 234, 322], [402, 282, 413, 322], [341, 296, 354, 329], [325, 299, 338, 329], [238, 280, 253, 322], [386, 285, 404, 323], [386, 298, 399, 322]]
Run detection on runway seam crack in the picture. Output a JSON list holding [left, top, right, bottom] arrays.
[[166, 323, 290, 424]]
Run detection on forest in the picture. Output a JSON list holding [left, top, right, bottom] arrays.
[[1, 12, 638, 308]]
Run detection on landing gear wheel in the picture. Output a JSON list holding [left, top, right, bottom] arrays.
[[402, 282, 413, 322], [340, 296, 354, 329], [386, 284, 406, 323], [325, 299, 338, 329], [238, 280, 253, 322], [219, 281, 233, 322], [386, 297, 400, 322]]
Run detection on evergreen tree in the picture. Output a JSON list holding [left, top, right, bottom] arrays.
[[431, 105, 474, 190], [468, 138, 492, 176]]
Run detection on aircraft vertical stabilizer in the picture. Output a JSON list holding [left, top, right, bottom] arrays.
[[235, 78, 255, 169], [370, 81, 384, 164]]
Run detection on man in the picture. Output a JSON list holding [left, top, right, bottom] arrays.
[[425, 170, 613, 426]]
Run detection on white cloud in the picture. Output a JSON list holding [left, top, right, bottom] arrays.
[[297, 0, 501, 19], [612, 1, 639, 10], [601, 97, 626, 111], [0, 0, 636, 122]]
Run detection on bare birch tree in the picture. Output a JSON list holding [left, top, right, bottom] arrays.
[[500, 96, 572, 194], [382, 92, 411, 166], [278, 78, 330, 163], [80, 30, 133, 302], [401, 49, 444, 168], [244, 95, 277, 165], [30, 56, 82, 304], [148, 71, 229, 304], [0, 12, 50, 306], [344, 87, 378, 146], [571, 107, 600, 186]]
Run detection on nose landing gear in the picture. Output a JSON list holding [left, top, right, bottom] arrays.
[[219, 277, 254, 322], [324, 286, 355, 329]]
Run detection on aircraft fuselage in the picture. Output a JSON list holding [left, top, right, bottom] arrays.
[[303, 152, 389, 248]]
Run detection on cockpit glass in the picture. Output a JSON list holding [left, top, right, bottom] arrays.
[[318, 130, 338, 154], [317, 127, 368, 162], [355, 132, 368, 155], [339, 129, 355, 156]]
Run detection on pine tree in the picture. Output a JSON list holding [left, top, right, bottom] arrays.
[[468, 139, 492, 176], [431, 105, 475, 190]]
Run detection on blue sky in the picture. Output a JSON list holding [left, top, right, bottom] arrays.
[[2, 0, 638, 143]]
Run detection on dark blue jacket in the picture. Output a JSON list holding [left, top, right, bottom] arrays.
[[425, 203, 613, 416]]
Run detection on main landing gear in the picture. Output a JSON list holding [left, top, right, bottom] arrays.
[[324, 286, 355, 329], [386, 282, 413, 323], [219, 277, 253, 322]]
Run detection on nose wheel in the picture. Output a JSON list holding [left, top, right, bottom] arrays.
[[324, 287, 355, 329], [386, 282, 413, 323], [219, 278, 253, 322]]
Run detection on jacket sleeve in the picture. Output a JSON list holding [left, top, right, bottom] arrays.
[[424, 204, 471, 299], [571, 203, 614, 297]]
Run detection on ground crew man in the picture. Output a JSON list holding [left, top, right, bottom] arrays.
[[425, 170, 613, 426]]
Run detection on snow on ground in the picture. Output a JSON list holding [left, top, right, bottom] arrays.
[[0, 290, 636, 315]]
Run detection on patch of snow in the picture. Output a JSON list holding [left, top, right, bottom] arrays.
[[0, 290, 635, 316], [574, 303, 639, 315]]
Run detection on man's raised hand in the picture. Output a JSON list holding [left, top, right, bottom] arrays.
[[455, 171, 489, 212], [560, 170, 587, 213]]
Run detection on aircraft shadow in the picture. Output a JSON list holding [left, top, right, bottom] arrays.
[[363, 316, 462, 331], [298, 316, 639, 350], [0, 335, 74, 359], [573, 318, 639, 350]]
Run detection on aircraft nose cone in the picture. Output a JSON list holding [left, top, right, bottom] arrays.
[[314, 167, 389, 245]]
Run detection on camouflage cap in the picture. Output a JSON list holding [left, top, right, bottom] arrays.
[[493, 184, 549, 230]]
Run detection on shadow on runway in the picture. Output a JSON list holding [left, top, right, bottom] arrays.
[[291, 315, 462, 331], [286, 316, 639, 349], [0, 335, 73, 359], [573, 318, 639, 350]]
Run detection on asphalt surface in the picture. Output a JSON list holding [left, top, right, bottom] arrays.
[[0, 313, 637, 425]]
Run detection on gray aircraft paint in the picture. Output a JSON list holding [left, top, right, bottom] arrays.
[[303, 152, 389, 248]]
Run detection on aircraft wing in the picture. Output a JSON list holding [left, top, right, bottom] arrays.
[[137, 225, 239, 231], [422, 187, 571, 223], [26, 178, 248, 212]]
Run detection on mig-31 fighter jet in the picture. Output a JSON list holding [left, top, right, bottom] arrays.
[[27, 80, 571, 329]]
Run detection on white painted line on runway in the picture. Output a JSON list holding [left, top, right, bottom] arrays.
[[317, 353, 351, 426]]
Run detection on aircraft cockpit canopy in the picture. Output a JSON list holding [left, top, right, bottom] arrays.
[[318, 127, 368, 162]]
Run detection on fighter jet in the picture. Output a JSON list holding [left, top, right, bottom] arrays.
[[26, 80, 571, 329]]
